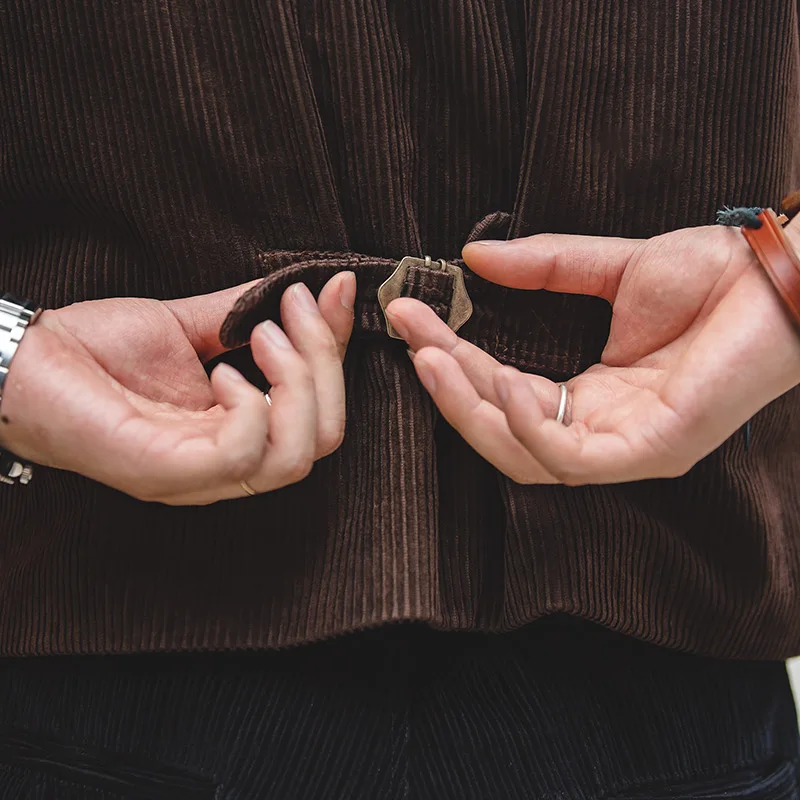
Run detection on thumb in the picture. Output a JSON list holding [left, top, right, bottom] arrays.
[[462, 233, 643, 302], [165, 280, 261, 362]]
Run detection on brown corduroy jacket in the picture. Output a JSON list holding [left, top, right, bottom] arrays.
[[1, 0, 800, 659]]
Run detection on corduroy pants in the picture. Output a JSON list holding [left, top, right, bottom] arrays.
[[0, 618, 797, 799]]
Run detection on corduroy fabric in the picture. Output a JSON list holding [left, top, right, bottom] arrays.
[[0, 620, 798, 799], [1, 1, 800, 659]]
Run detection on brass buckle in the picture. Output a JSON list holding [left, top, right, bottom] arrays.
[[378, 256, 473, 340]]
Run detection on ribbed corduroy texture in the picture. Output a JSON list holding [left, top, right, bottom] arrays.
[[0, 620, 799, 799], [1, 1, 800, 658]]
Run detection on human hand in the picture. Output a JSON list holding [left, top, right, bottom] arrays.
[[0, 272, 355, 504], [386, 224, 800, 485]]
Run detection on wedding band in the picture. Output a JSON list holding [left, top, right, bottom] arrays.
[[555, 383, 568, 425], [240, 480, 258, 496]]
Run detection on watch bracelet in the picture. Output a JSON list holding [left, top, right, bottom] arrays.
[[0, 292, 40, 399], [0, 292, 41, 486], [0, 447, 33, 485]]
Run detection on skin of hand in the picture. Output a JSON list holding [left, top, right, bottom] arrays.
[[385, 222, 800, 486], [0, 272, 356, 504]]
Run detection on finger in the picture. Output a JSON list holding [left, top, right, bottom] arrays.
[[131, 361, 271, 504], [386, 297, 494, 374], [495, 368, 654, 485], [247, 318, 318, 490], [412, 348, 556, 484], [206, 362, 272, 488], [462, 234, 643, 302], [280, 283, 347, 457], [317, 271, 356, 362], [165, 279, 261, 361], [386, 298, 563, 413]]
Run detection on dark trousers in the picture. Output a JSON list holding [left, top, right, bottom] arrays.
[[0, 618, 797, 799]]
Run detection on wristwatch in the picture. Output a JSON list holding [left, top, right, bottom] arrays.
[[0, 292, 41, 485]]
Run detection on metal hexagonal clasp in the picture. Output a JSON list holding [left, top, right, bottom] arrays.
[[377, 256, 473, 340]]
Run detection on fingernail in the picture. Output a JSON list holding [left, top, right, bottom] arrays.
[[216, 362, 245, 382], [258, 320, 291, 349], [470, 239, 508, 247], [406, 349, 416, 361], [415, 360, 437, 394], [339, 272, 356, 311], [386, 310, 409, 340], [291, 283, 318, 314]]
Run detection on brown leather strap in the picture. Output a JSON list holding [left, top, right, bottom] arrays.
[[781, 190, 800, 221], [742, 208, 800, 326]]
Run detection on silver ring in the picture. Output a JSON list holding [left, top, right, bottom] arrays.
[[555, 383, 568, 425]]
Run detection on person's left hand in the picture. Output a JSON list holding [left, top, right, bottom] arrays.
[[385, 223, 800, 485]]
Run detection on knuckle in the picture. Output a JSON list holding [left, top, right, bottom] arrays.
[[280, 451, 315, 483], [316, 435, 343, 460], [550, 464, 584, 486], [281, 359, 314, 391], [319, 326, 341, 355], [297, 361, 315, 386], [299, 310, 338, 351], [223, 441, 267, 483], [228, 449, 264, 483], [317, 419, 346, 458]]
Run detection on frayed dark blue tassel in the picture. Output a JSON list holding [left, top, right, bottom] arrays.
[[715, 207, 763, 228]]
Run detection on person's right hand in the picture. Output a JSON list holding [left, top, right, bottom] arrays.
[[0, 272, 355, 505]]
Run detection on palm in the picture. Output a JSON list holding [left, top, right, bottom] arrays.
[[565, 227, 751, 448], [47, 297, 217, 415], [388, 223, 800, 484], [3, 296, 235, 493], [0, 283, 262, 503]]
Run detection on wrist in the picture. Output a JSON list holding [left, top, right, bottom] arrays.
[[747, 264, 800, 393]]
